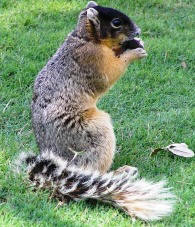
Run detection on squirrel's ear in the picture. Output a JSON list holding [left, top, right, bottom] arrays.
[[86, 1, 98, 8], [86, 8, 100, 40], [87, 8, 99, 25]]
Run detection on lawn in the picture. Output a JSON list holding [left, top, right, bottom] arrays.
[[0, 0, 194, 226]]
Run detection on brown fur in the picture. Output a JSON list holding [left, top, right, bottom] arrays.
[[19, 2, 175, 221], [31, 2, 147, 173], [100, 33, 127, 49], [99, 44, 128, 86]]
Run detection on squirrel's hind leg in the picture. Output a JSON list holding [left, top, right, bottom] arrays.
[[71, 107, 116, 174]]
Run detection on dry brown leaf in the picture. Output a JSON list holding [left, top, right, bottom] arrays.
[[166, 143, 194, 157], [150, 148, 164, 156], [151, 143, 194, 158]]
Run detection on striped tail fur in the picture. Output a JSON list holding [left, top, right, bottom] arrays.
[[15, 151, 175, 221]]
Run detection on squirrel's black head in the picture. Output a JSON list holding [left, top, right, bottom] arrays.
[[77, 1, 141, 49]]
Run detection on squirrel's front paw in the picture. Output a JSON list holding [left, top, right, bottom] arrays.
[[130, 48, 147, 59], [120, 48, 147, 63]]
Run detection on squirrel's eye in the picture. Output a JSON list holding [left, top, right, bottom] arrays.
[[111, 18, 122, 28]]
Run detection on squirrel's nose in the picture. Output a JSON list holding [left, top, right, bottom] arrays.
[[134, 27, 141, 37]]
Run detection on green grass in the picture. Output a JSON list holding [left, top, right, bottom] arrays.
[[0, 0, 195, 226]]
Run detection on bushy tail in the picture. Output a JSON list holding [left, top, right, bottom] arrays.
[[16, 151, 175, 221]]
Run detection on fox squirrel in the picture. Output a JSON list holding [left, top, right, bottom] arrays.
[[16, 1, 175, 221]]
